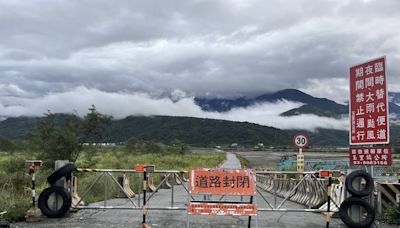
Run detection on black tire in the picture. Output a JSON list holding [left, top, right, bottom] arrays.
[[345, 170, 374, 197], [0, 220, 10, 228], [38, 186, 71, 218], [339, 197, 375, 228], [47, 163, 76, 185]]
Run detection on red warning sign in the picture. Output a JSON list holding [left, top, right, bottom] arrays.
[[188, 202, 257, 216], [349, 57, 389, 145], [349, 146, 392, 166], [189, 168, 256, 196]]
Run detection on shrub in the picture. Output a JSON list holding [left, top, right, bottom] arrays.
[[384, 204, 400, 225], [0, 135, 16, 152]]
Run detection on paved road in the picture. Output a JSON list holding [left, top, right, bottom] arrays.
[[220, 152, 241, 169], [13, 152, 391, 227]]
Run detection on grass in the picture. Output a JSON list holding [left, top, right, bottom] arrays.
[[235, 153, 249, 168], [0, 149, 225, 222]]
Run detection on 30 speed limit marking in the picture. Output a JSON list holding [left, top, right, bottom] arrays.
[[293, 134, 308, 148]]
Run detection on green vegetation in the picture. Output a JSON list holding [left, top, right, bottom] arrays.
[[383, 204, 400, 225], [31, 113, 82, 165], [235, 153, 249, 168], [6, 112, 400, 147], [0, 106, 226, 222], [281, 104, 344, 118], [0, 135, 16, 152], [30, 106, 112, 167], [0, 152, 51, 221], [81, 105, 112, 143], [0, 147, 224, 222]]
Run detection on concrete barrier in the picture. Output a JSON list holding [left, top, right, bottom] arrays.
[[147, 176, 157, 192], [71, 176, 85, 207], [122, 174, 135, 198], [256, 173, 329, 208], [160, 174, 172, 189]]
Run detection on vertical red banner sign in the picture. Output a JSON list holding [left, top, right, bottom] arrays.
[[349, 57, 389, 145]]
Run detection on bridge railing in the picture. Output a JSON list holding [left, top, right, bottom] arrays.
[[255, 170, 343, 213]]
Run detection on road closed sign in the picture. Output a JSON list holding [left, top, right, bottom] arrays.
[[188, 168, 257, 219], [293, 133, 308, 148], [349, 57, 389, 145], [189, 168, 256, 196]]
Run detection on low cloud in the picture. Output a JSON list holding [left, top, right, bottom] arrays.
[[0, 87, 348, 131]]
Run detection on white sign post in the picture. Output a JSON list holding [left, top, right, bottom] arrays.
[[293, 133, 308, 172]]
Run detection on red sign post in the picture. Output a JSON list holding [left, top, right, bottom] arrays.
[[349, 146, 392, 166], [349, 57, 389, 145]]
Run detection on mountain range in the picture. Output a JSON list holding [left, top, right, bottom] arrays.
[[1, 89, 400, 147], [195, 89, 400, 119]]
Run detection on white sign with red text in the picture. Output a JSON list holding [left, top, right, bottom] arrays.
[[293, 133, 308, 148]]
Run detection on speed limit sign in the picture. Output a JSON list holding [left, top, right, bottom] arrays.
[[293, 133, 308, 148]]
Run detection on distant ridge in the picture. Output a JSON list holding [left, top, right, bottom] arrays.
[[2, 89, 400, 147], [195, 89, 400, 118]]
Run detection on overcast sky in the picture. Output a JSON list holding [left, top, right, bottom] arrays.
[[0, 0, 399, 130]]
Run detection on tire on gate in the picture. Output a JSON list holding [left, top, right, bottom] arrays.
[[339, 197, 375, 228], [345, 170, 374, 197], [0, 220, 10, 228], [38, 186, 71, 218], [47, 163, 76, 185]]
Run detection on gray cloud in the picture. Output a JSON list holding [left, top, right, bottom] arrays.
[[0, 0, 399, 125]]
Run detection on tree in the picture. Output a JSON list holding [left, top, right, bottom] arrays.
[[125, 137, 164, 154], [31, 106, 112, 166], [0, 135, 16, 152], [32, 112, 81, 165], [167, 139, 189, 154], [82, 105, 112, 143], [125, 137, 140, 153]]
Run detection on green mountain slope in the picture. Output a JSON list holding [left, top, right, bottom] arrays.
[[0, 115, 353, 147], [106, 116, 290, 146], [280, 104, 344, 118]]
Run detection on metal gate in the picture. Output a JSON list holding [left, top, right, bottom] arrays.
[[68, 168, 342, 227]]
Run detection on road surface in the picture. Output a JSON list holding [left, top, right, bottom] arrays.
[[220, 152, 241, 169]]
